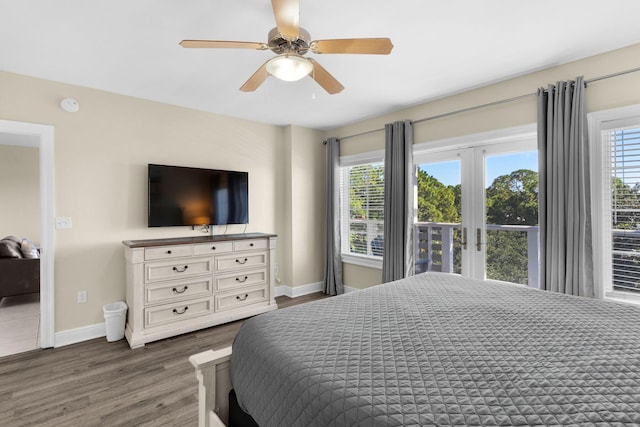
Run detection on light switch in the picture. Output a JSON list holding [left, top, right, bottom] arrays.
[[55, 217, 73, 229]]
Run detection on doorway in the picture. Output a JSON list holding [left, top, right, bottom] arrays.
[[0, 120, 54, 351], [413, 125, 539, 287]]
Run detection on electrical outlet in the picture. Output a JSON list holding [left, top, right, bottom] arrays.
[[77, 290, 87, 304]]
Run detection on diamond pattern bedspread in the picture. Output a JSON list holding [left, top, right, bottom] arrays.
[[231, 273, 640, 426]]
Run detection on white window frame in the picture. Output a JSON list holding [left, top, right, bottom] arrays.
[[339, 150, 385, 269], [589, 104, 640, 305]]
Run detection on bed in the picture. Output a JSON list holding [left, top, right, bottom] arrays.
[[190, 272, 640, 426]]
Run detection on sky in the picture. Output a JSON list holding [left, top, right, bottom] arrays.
[[419, 150, 538, 187]]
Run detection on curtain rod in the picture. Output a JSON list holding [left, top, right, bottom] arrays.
[[327, 65, 640, 142]]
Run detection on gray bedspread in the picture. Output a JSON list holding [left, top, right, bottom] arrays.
[[231, 273, 640, 426]]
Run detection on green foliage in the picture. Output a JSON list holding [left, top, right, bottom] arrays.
[[612, 177, 640, 230], [349, 164, 384, 220], [485, 230, 529, 284], [417, 169, 460, 222], [348, 164, 384, 255], [485, 169, 538, 225], [416, 167, 539, 285], [484, 169, 538, 284]]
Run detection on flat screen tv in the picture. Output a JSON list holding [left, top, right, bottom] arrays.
[[148, 164, 248, 227]]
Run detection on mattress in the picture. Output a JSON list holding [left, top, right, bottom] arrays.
[[231, 273, 640, 426]]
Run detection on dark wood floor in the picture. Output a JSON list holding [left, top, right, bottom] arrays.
[[0, 293, 329, 427]]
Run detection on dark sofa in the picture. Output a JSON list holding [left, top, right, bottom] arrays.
[[0, 236, 40, 301]]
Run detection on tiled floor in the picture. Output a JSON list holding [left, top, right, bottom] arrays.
[[0, 293, 39, 357]]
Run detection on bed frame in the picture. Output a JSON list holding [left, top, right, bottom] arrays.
[[189, 346, 233, 427]]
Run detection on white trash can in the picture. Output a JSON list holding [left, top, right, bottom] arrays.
[[103, 301, 128, 342]]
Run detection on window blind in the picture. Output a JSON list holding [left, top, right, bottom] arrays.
[[340, 163, 385, 257], [606, 127, 640, 293]]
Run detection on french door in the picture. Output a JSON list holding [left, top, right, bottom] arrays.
[[414, 137, 539, 287]]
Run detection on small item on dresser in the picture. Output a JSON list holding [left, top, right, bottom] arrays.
[[20, 238, 40, 259]]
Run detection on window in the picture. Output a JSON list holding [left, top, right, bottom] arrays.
[[604, 126, 640, 294], [340, 156, 385, 267], [591, 105, 640, 302]]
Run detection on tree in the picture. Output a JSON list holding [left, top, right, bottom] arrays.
[[348, 164, 384, 255], [417, 169, 459, 223], [612, 177, 640, 230], [416, 169, 461, 273], [485, 169, 538, 285], [485, 169, 538, 226]]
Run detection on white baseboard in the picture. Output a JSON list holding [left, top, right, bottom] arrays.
[[275, 281, 324, 298], [54, 322, 106, 347], [275, 282, 360, 298], [54, 284, 356, 347]]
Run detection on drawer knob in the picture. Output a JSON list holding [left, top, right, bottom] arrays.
[[173, 306, 189, 315], [249, 243, 254, 247], [172, 265, 189, 273], [211, 246, 216, 250], [236, 258, 248, 264], [166, 250, 172, 254], [236, 294, 249, 302], [236, 276, 249, 283], [172, 286, 189, 294]]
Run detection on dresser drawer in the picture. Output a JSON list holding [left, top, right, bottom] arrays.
[[233, 239, 267, 252], [215, 269, 267, 292], [144, 297, 213, 328], [215, 286, 267, 312], [193, 241, 233, 256], [145, 257, 213, 283], [145, 245, 192, 261], [215, 252, 267, 272], [145, 277, 213, 305]]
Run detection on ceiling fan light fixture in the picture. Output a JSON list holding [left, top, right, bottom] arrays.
[[266, 54, 312, 82]]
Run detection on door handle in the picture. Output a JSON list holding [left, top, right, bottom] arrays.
[[476, 228, 482, 251], [461, 227, 468, 250]]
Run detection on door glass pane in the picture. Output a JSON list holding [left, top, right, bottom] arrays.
[[484, 151, 538, 286], [415, 160, 462, 274]]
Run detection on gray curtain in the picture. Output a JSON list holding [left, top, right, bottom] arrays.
[[382, 120, 415, 282], [323, 137, 343, 295], [537, 76, 594, 297]]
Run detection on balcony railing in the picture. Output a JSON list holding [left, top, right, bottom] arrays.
[[414, 222, 540, 288], [612, 229, 640, 293]]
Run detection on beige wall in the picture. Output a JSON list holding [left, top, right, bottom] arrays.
[[0, 71, 294, 332], [279, 126, 326, 289], [327, 42, 640, 289], [0, 144, 40, 243], [288, 126, 326, 288]]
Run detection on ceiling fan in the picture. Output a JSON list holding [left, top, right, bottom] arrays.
[[179, 0, 393, 95]]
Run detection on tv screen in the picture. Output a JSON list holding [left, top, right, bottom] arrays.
[[148, 164, 248, 227]]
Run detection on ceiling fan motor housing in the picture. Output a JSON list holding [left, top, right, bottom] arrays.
[[268, 27, 311, 55]]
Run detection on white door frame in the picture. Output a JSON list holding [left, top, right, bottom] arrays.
[[0, 119, 55, 348]]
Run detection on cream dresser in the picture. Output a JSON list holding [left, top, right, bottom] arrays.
[[122, 233, 277, 348]]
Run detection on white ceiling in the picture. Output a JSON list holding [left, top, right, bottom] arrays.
[[2, 0, 640, 130]]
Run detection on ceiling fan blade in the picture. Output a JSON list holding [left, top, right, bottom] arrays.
[[180, 40, 268, 50], [240, 61, 270, 92], [310, 38, 393, 55], [308, 59, 344, 95], [271, 0, 299, 39]]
